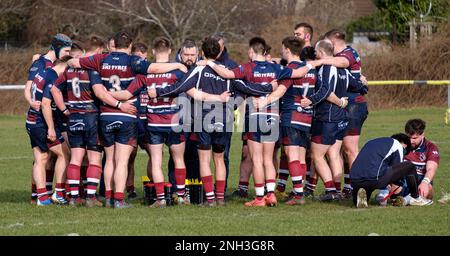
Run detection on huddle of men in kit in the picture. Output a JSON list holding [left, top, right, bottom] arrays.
[[25, 23, 442, 209]]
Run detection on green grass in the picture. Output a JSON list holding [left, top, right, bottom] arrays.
[[0, 107, 449, 236]]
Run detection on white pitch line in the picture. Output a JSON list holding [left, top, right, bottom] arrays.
[[0, 156, 32, 161]]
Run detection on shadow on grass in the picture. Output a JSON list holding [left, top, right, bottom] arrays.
[[0, 190, 30, 203]]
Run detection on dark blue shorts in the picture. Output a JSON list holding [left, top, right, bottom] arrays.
[[100, 119, 137, 147], [345, 102, 368, 137], [311, 120, 348, 145], [26, 125, 64, 152], [147, 129, 185, 146], [281, 126, 310, 148], [137, 118, 149, 149], [68, 112, 102, 152], [197, 131, 230, 152], [247, 115, 280, 143]]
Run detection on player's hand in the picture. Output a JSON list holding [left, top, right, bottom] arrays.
[[178, 63, 188, 73], [360, 75, 368, 85], [47, 128, 56, 142], [32, 54, 41, 63], [418, 182, 431, 198], [196, 60, 208, 66], [120, 103, 137, 115], [270, 80, 278, 91], [340, 97, 348, 108], [219, 91, 231, 103], [31, 101, 41, 111], [253, 97, 267, 109], [148, 87, 157, 98], [300, 98, 312, 107]]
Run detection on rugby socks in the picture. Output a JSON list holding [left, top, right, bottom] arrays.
[[289, 161, 306, 198], [238, 181, 249, 194], [324, 181, 337, 194], [55, 183, 65, 198], [306, 177, 318, 192], [45, 168, 55, 196], [276, 152, 289, 192], [266, 179, 276, 196], [67, 164, 81, 199], [105, 190, 113, 201], [344, 174, 352, 191], [126, 185, 135, 194], [114, 192, 124, 201], [255, 183, 265, 200], [37, 188, 49, 202], [86, 165, 101, 198], [215, 180, 226, 201], [154, 182, 165, 201], [334, 182, 342, 192], [31, 183, 37, 201], [202, 175, 215, 203], [175, 168, 187, 197]]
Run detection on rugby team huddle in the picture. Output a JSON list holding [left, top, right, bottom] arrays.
[[24, 21, 441, 209]]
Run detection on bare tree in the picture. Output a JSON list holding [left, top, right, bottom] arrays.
[[95, 0, 242, 46], [0, 0, 30, 15]]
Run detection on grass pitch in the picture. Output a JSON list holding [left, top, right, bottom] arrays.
[[0, 107, 449, 235]]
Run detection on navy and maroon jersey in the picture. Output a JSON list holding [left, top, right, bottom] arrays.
[[231, 60, 293, 121], [26, 68, 59, 127], [154, 64, 274, 131], [310, 65, 367, 123], [280, 61, 317, 132], [126, 70, 185, 132], [27, 55, 54, 81], [79, 52, 151, 121], [55, 68, 99, 113], [405, 139, 440, 176], [335, 46, 364, 103]]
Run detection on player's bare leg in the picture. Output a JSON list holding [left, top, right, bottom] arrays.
[[284, 146, 307, 205], [49, 143, 69, 204], [342, 135, 359, 197], [113, 143, 134, 208], [233, 144, 252, 198], [213, 150, 226, 205], [245, 140, 265, 207], [103, 146, 115, 207], [170, 142, 188, 205], [148, 143, 166, 207], [311, 142, 338, 201], [327, 140, 344, 197], [198, 148, 216, 206], [32, 147, 50, 205], [263, 142, 277, 206]]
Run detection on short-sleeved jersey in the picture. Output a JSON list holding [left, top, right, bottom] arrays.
[[80, 52, 151, 121], [280, 61, 317, 132], [126, 70, 185, 132], [26, 68, 59, 127], [405, 139, 440, 176], [335, 46, 364, 103], [27, 55, 54, 81], [231, 60, 293, 118]]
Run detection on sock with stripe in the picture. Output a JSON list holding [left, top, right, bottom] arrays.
[[324, 181, 337, 194], [114, 192, 124, 201], [238, 181, 249, 193], [215, 180, 225, 201], [289, 161, 306, 198], [155, 182, 165, 201], [255, 183, 265, 200], [175, 168, 187, 197], [31, 183, 37, 201], [45, 168, 55, 196], [276, 152, 289, 192], [306, 177, 318, 192], [37, 188, 49, 202], [55, 183, 65, 198], [67, 164, 81, 199], [86, 165, 101, 199], [202, 175, 215, 203], [334, 181, 342, 192], [344, 174, 353, 190], [266, 179, 276, 195]]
